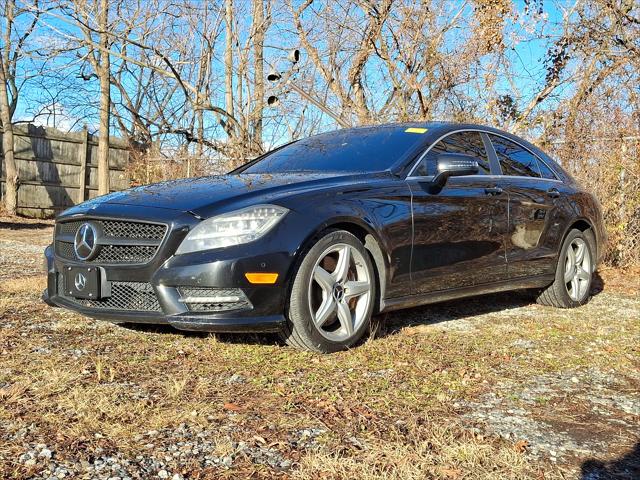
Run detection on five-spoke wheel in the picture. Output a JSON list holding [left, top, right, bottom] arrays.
[[564, 237, 591, 301], [537, 228, 595, 308], [282, 230, 376, 352], [309, 243, 372, 342]]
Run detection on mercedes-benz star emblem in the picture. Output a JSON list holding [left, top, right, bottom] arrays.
[[74, 272, 87, 291], [74, 223, 99, 260]]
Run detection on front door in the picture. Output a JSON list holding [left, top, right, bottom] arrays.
[[408, 130, 508, 295]]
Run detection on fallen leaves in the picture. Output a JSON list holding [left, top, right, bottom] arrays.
[[223, 402, 242, 412], [514, 439, 530, 453], [438, 466, 463, 479]]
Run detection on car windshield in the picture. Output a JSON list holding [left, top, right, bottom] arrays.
[[242, 127, 426, 174]]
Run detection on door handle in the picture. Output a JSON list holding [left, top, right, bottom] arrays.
[[547, 187, 561, 198], [484, 186, 504, 196]]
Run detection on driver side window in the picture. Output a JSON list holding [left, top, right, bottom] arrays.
[[414, 131, 491, 177]]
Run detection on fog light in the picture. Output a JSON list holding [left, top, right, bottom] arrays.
[[245, 272, 278, 284], [177, 287, 252, 313]]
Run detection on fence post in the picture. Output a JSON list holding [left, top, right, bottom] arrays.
[[78, 126, 89, 203]]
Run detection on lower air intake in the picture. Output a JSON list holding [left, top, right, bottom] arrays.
[[59, 275, 161, 312]]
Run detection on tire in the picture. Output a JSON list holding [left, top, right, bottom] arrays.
[[537, 228, 595, 308], [281, 229, 376, 353]]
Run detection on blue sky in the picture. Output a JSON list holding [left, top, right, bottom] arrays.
[[9, 0, 572, 147]]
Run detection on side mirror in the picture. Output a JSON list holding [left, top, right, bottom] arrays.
[[432, 153, 479, 187]]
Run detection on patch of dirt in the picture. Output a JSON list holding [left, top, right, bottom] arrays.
[[597, 266, 640, 296], [0, 216, 53, 281], [459, 368, 639, 463]]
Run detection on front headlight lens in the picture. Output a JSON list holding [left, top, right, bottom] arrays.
[[176, 204, 288, 254]]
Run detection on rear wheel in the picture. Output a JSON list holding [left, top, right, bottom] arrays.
[[537, 228, 594, 308], [282, 230, 376, 353]]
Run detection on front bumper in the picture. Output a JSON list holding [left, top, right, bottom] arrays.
[[43, 208, 294, 333], [43, 287, 286, 333]]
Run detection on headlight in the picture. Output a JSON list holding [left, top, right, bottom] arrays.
[[176, 204, 288, 254]]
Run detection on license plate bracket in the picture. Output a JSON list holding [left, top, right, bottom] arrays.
[[64, 266, 100, 299]]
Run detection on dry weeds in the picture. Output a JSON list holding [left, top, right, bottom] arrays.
[[0, 222, 638, 479]]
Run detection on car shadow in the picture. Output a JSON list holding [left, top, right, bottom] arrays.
[[117, 271, 605, 348], [382, 289, 537, 335], [590, 270, 605, 295], [0, 220, 52, 230], [118, 322, 281, 346], [580, 442, 640, 479], [378, 271, 605, 337]]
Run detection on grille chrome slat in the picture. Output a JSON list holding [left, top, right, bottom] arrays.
[[98, 237, 161, 246], [55, 219, 167, 265], [57, 220, 166, 239]]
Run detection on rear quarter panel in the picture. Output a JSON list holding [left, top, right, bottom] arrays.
[[565, 189, 607, 264]]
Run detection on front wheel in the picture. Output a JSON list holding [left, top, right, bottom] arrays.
[[537, 228, 595, 308], [281, 230, 376, 353]]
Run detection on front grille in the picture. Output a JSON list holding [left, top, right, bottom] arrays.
[[57, 220, 166, 240], [178, 287, 252, 313], [101, 220, 166, 239], [58, 274, 161, 312], [55, 219, 167, 265]]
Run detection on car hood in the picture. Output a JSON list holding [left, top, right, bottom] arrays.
[[64, 172, 376, 218]]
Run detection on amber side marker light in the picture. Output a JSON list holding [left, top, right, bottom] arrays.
[[245, 273, 279, 284]]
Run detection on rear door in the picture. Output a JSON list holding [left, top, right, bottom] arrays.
[[486, 134, 565, 278], [407, 130, 509, 294]]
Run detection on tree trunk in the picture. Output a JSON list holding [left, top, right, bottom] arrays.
[[195, 108, 204, 159], [224, 0, 234, 120], [97, 0, 111, 195], [0, 51, 17, 215], [252, 0, 265, 151]]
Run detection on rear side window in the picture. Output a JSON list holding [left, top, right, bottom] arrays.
[[490, 135, 541, 178], [536, 158, 558, 180], [414, 131, 491, 176]]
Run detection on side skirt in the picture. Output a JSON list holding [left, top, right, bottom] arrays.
[[381, 274, 554, 313]]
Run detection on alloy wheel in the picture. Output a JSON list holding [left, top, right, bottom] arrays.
[[564, 237, 591, 301], [307, 243, 372, 342]]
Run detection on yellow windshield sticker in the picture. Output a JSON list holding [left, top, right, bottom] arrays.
[[405, 127, 428, 134]]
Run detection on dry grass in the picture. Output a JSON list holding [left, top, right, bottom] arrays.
[[0, 225, 638, 479], [293, 423, 536, 480]]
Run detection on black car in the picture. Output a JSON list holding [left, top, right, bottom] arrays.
[[44, 123, 606, 352]]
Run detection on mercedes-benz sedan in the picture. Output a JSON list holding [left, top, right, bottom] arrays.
[[43, 123, 605, 352]]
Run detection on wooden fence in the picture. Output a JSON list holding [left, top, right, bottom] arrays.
[[0, 124, 130, 218]]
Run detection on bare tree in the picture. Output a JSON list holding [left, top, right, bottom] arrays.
[[288, 0, 394, 124], [95, 0, 110, 194], [224, 0, 234, 125], [0, 8, 18, 214], [251, 0, 268, 147], [68, 0, 113, 195], [11, 0, 638, 264], [0, 0, 40, 214]]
